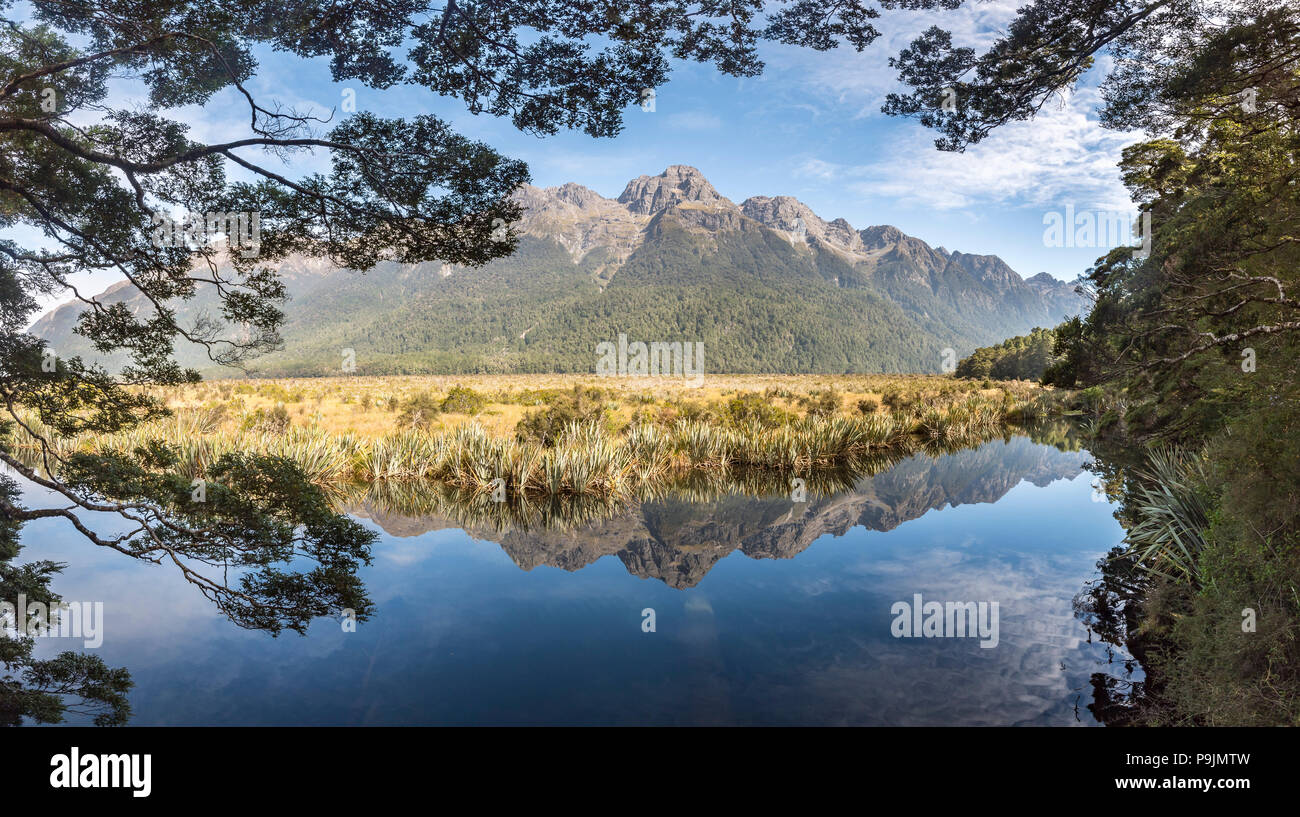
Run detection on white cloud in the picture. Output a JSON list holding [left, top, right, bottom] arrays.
[[768, 2, 1143, 212], [797, 85, 1141, 212]]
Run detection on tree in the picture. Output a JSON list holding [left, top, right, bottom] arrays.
[[1069, 9, 1298, 413], [1041, 316, 1088, 388], [885, 2, 1300, 396], [0, 1, 887, 721], [882, 0, 1209, 152]]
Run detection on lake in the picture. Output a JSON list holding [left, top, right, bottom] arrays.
[[15, 433, 1136, 725]]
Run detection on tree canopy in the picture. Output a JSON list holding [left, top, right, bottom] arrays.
[[955, 326, 1057, 381], [886, 0, 1298, 399], [0, 0, 890, 723]]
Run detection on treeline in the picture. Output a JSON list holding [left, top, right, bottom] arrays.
[[954, 327, 1056, 381], [247, 227, 957, 375]]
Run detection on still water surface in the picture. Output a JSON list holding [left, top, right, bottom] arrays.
[[22, 434, 1132, 725]]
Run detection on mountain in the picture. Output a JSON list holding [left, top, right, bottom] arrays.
[[29, 165, 1089, 375]]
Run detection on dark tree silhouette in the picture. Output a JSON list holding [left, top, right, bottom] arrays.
[[0, 0, 885, 722]]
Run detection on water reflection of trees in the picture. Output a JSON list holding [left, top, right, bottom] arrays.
[[2, 474, 130, 725], [2, 457, 377, 726], [1072, 432, 1170, 726]]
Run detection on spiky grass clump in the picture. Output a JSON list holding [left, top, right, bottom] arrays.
[[1123, 447, 1212, 584], [916, 397, 1007, 442], [668, 414, 908, 469]]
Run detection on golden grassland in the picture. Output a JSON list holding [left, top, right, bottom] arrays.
[[126, 373, 1047, 438], [10, 374, 1064, 500]]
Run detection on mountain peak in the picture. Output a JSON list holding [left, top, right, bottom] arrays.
[[859, 225, 908, 249], [740, 195, 819, 230], [618, 165, 734, 214], [740, 196, 865, 252], [944, 251, 1022, 290], [664, 163, 705, 175], [30, 165, 1093, 376], [552, 182, 608, 209]]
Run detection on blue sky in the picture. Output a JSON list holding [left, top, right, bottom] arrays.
[[15, 2, 1146, 317]]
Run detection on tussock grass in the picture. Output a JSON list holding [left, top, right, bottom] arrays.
[[1122, 447, 1212, 585], [7, 375, 1062, 498]]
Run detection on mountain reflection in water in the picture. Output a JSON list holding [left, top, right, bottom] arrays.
[[22, 433, 1133, 725], [349, 434, 1094, 589]]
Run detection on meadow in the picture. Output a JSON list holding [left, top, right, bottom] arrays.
[[12, 374, 1064, 501]]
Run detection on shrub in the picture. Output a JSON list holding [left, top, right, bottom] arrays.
[[241, 403, 290, 433], [440, 385, 487, 415], [516, 385, 608, 445], [398, 392, 441, 429], [800, 388, 841, 418], [881, 389, 907, 410], [723, 393, 792, 428], [258, 382, 303, 403]]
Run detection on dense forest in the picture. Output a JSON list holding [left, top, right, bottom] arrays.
[[954, 327, 1057, 381], [261, 223, 953, 375]]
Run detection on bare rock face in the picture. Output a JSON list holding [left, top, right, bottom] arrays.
[[618, 165, 736, 214], [648, 203, 749, 236], [945, 251, 1022, 290], [825, 218, 865, 252], [852, 224, 951, 289], [858, 224, 910, 250], [552, 182, 607, 209], [1026, 271, 1090, 320], [741, 195, 821, 234], [510, 182, 647, 267], [858, 224, 947, 268], [741, 196, 878, 261]]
